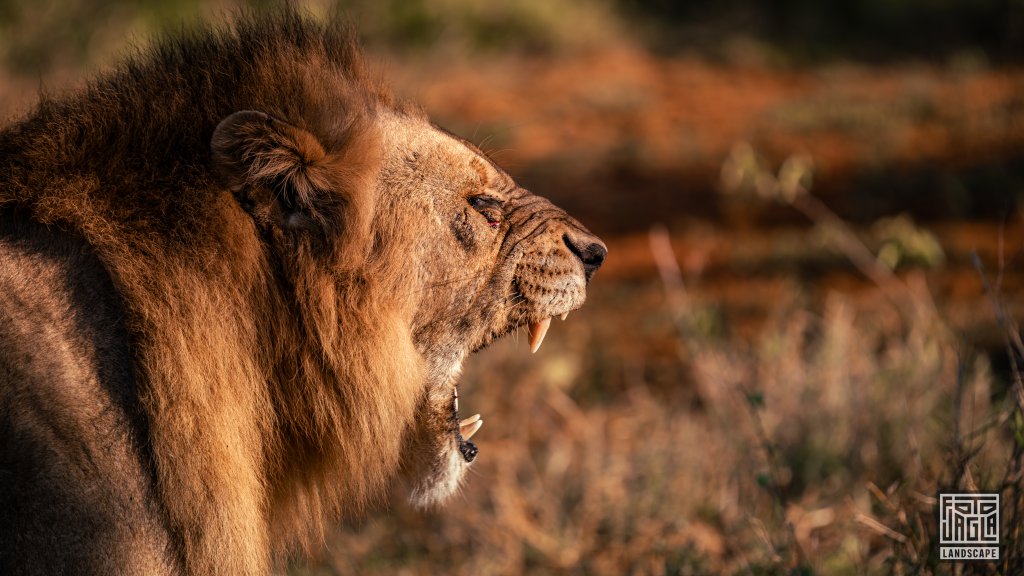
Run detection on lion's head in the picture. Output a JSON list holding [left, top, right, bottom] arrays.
[[210, 100, 606, 510], [376, 114, 606, 506], [0, 9, 604, 572]]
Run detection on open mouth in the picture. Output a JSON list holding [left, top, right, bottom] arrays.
[[451, 312, 571, 462]]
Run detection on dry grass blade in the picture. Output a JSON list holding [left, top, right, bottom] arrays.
[[854, 513, 908, 544]]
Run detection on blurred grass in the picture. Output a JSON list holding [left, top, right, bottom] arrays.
[[346, 0, 623, 56], [1, 0, 1018, 83]]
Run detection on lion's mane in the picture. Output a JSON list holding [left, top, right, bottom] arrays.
[[0, 10, 426, 573]]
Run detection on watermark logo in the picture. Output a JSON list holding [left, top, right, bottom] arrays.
[[939, 493, 1000, 561]]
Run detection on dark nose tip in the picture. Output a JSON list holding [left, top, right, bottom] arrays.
[[563, 233, 607, 282]]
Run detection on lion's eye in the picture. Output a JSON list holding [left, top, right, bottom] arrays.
[[468, 196, 503, 228]]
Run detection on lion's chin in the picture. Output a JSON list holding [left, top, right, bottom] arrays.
[[407, 439, 472, 508]]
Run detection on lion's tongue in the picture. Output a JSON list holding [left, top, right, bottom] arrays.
[[528, 317, 552, 353], [460, 414, 483, 440]]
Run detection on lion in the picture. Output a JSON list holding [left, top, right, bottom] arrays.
[[0, 8, 605, 576]]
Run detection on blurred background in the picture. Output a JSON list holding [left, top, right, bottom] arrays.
[[4, 1, 1024, 574]]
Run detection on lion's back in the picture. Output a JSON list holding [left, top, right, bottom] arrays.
[[0, 214, 177, 575]]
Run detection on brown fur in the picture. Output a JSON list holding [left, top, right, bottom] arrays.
[[0, 9, 605, 575]]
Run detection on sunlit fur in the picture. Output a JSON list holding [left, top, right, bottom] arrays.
[[0, 8, 604, 575]]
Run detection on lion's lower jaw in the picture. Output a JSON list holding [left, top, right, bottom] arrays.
[[407, 441, 471, 508]]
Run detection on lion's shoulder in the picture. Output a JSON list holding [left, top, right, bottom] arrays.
[[0, 215, 176, 574]]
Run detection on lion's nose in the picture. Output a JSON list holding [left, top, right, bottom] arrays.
[[563, 231, 607, 282]]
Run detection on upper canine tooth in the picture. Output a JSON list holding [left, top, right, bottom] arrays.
[[529, 317, 552, 353], [560, 312, 569, 321]]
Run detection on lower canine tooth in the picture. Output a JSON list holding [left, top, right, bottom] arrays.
[[461, 419, 483, 440], [460, 413, 481, 426], [528, 317, 552, 353]]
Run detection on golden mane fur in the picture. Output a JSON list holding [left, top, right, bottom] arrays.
[[0, 10, 429, 573]]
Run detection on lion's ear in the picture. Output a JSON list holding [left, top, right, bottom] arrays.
[[211, 110, 336, 230]]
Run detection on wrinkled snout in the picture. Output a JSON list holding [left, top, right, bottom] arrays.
[[504, 191, 607, 282], [562, 229, 607, 282]]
